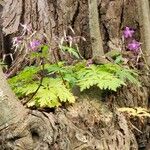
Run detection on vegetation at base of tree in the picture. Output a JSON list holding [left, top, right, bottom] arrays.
[[5, 25, 141, 108], [8, 60, 140, 108]]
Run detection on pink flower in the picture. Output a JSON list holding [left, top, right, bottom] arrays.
[[127, 40, 141, 52], [123, 27, 134, 38], [29, 40, 41, 51], [12, 36, 22, 45]]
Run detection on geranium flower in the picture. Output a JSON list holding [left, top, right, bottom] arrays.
[[12, 36, 22, 45], [29, 40, 41, 51], [127, 40, 141, 52], [123, 27, 134, 38]]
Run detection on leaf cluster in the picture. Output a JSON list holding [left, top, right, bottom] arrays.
[[76, 63, 140, 91], [8, 65, 75, 108], [8, 61, 140, 108]]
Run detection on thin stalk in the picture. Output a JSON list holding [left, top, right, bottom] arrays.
[[52, 49, 66, 85], [23, 58, 44, 105]]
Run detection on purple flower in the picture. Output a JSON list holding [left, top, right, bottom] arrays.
[[123, 27, 134, 38], [127, 40, 141, 52], [29, 40, 41, 51]]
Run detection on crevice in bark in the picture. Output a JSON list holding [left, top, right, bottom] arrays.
[[71, 2, 80, 28], [35, 1, 39, 27], [20, 0, 25, 25], [3, 35, 12, 66], [102, 23, 110, 53], [0, 4, 4, 59], [119, 0, 124, 30]]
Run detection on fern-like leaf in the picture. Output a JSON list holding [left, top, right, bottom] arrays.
[[29, 78, 75, 107], [77, 65, 126, 91], [98, 63, 140, 86], [60, 46, 80, 58]]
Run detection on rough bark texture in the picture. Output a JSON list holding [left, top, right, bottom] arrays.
[[137, 0, 150, 66], [106, 74, 150, 149], [1, 0, 140, 55], [88, 0, 104, 57], [0, 68, 27, 129], [1, 0, 150, 149], [0, 87, 138, 150]]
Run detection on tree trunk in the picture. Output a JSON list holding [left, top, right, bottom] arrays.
[[0, 71, 138, 149], [1, 0, 150, 149]]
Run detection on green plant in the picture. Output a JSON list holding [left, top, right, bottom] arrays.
[[59, 45, 80, 59], [76, 63, 140, 91], [8, 66, 40, 97], [28, 78, 75, 107], [76, 65, 124, 91], [7, 25, 141, 108], [98, 63, 140, 86], [8, 65, 75, 107], [8, 60, 140, 108]]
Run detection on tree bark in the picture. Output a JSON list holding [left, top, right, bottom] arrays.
[[0, 74, 138, 149], [1, 0, 150, 149], [0, 67, 27, 129], [137, 0, 150, 66], [88, 0, 104, 57]]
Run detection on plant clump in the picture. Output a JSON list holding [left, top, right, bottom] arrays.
[[4, 25, 141, 108]]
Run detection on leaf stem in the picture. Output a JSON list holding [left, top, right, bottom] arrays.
[[52, 49, 66, 85], [23, 58, 45, 105]]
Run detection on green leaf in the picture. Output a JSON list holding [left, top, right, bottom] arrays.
[[30, 45, 49, 59], [41, 45, 49, 58], [60, 46, 80, 58], [76, 63, 139, 92], [114, 55, 123, 64], [44, 62, 65, 74], [8, 66, 40, 86], [8, 61, 140, 108], [32, 78, 75, 107]]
